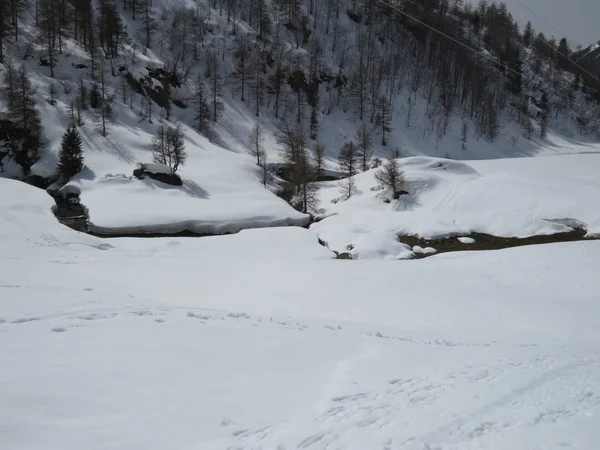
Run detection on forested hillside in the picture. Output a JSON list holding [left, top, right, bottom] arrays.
[[1, 0, 599, 192]]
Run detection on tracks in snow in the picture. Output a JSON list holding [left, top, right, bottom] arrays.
[[3, 301, 599, 449]]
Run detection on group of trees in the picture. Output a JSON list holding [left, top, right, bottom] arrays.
[[0, 64, 42, 174]]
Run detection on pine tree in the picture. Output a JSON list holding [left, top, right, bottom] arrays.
[[90, 83, 101, 108], [206, 52, 224, 122], [38, 0, 60, 77], [540, 91, 550, 139], [98, 0, 125, 59], [375, 95, 392, 146], [0, 65, 42, 172], [523, 21, 533, 48], [233, 40, 249, 102], [57, 126, 84, 179], [356, 122, 373, 171], [338, 141, 359, 200], [313, 144, 325, 179], [193, 75, 211, 134], [248, 47, 265, 117], [461, 123, 468, 150], [307, 75, 319, 139], [540, 113, 549, 139], [248, 122, 266, 166], [162, 81, 172, 120], [269, 57, 287, 119], [506, 51, 523, 95], [136, 0, 155, 51], [292, 148, 319, 214]]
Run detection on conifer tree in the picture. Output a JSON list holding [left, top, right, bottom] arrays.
[[356, 122, 373, 171], [206, 52, 224, 122], [338, 141, 359, 200], [375, 95, 392, 146], [57, 126, 84, 179], [313, 144, 325, 179], [193, 75, 211, 134], [248, 122, 266, 166], [0, 65, 42, 172]]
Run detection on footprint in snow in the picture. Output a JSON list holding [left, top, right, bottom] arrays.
[[10, 317, 39, 324]]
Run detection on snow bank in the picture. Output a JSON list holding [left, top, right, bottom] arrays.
[[55, 118, 310, 235], [2, 206, 600, 450], [312, 154, 600, 256], [348, 230, 413, 260], [0, 178, 108, 253]]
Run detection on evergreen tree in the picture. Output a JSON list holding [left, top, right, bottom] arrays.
[[98, 0, 125, 59], [0, 64, 42, 172], [193, 75, 211, 134], [374, 95, 392, 146], [206, 52, 224, 122], [136, 0, 155, 51], [461, 123, 468, 150], [292, 148, 319, 214], [57, 126, 84, 179], [338, 141, 359, 200], [313, 144, 325, 179], [233, 40, 249, 102], [248, 47, 265, 117], [523, 21, 533, 48], [356, 122, 373, 171], [557, 37, 571, 70], [506, 51, 523, 95], [248, 122, 266, 166]]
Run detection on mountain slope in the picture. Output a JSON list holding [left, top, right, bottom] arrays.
[[1, 0, 600, 232]]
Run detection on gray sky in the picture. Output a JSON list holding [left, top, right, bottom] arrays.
[[468, 0, 600, 48]]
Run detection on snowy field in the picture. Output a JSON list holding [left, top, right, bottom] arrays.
[[27, 96, 308, 235], [2, 178, 600, 450], [312, 153, 600, 258]]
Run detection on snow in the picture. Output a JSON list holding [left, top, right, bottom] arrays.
[[347, 230, 414, 260], [0, 178, 107, 253], [458, 237, 476, 244], [58, 184, 82, 196], [412, 245, 437, 255], [138, 162, 174, 175], [29, 99, 309, 235], [1, 183, 600, 449], [312, 153, 600, 257], [0, 155, 24, 179]]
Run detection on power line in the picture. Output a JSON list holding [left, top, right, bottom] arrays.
[[513, 0, 569, 43], [510, 0, 600, 87], [376, 0, 599, 116], [375, 0, 524, 78]]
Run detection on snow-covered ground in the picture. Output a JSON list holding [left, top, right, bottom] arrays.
[[312, 153, 600, 258], [28, 97, 308, 235], [2, 176, 600, 450]]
